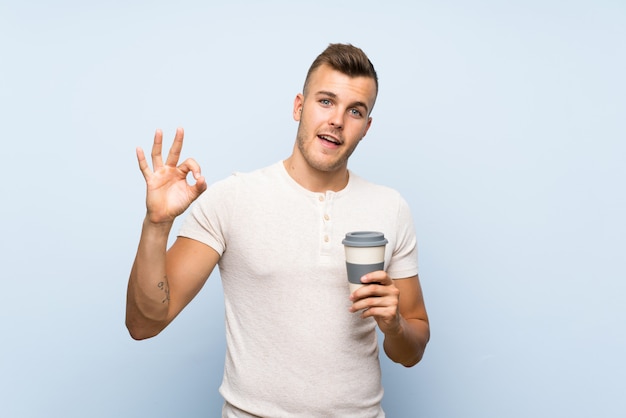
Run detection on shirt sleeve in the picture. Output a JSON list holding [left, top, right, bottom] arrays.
[[387, 194, 419, 280], [177, 175, 238, 256]]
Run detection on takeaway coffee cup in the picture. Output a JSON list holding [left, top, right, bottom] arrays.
[[342, 231, 388, 293]]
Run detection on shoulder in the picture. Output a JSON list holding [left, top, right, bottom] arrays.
[[348, 171, 407, 202], [346, 172, 415, 226]]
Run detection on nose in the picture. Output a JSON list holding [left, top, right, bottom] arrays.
[[328, 108, 343, 129]]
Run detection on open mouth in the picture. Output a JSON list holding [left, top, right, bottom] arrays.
[[318, 134, 340, 145]]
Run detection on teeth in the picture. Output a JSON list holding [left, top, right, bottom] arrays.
[[320, 135, 338, 144]]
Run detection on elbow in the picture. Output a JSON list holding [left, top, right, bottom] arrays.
[[125, 315, 165, 341], [387, 325, 430, 368], [127, 326, 157, 341], [383, 344, 426, 368], [125, 299, 169, 340], [400, 351, 424, 368], [400, 329, 431, 367]]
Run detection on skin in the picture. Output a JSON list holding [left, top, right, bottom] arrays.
[[126, 64, 430, 367], [283, 64, 375, 192]]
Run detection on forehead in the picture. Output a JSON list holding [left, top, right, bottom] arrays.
[[306, 65, 377, 108]]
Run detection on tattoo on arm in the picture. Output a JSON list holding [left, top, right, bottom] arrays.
[[157, 279, 170, 304]]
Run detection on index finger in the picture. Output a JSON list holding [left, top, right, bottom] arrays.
[[165, 127, 185, 167], [361, 271, 392, 286]]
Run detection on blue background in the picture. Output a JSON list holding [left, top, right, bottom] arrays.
[[1, 1, 624, 417]]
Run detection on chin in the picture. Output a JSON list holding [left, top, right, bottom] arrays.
[[310, 159, 345, 173]]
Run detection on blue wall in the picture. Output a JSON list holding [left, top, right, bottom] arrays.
[[1, 1, 624, 417]]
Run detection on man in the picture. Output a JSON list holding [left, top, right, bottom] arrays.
[[126, 43, 429, 417]]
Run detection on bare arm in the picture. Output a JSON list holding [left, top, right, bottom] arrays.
[[350, 273, 430, 367], [126, 233, 220, 340], [125, 128, 217, 340]]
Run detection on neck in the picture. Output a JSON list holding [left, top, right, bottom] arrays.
[[283, 155, 349, 193]]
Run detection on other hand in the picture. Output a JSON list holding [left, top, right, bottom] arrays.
[[349, 271, 402, 336]]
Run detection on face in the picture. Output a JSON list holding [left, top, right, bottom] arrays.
[[292, 64, 376, 174]]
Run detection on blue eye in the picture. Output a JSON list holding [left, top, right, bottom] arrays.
[[350, 108, 363, 117], [320, 99, 331, 105]]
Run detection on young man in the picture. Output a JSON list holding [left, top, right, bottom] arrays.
[[126, 43, 429, 417]]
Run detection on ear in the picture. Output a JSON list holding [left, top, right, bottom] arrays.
[[293, 93, 304, 121]]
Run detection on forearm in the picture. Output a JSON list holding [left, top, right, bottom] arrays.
[[382, 316, 430, 367], [126, 217, 174, 340]]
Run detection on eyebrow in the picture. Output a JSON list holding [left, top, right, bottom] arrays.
[[315, 90, 370, 114]]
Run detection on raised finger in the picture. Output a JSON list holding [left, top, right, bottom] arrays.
[[165, 127, 185, 167], [151, 129, 164, 170], [136, 146, 152, 180]]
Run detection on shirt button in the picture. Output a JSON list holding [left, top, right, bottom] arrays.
[[318, 195, 325, 202], [324, 214, 330, 221], [324, 235, 329, 242]]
